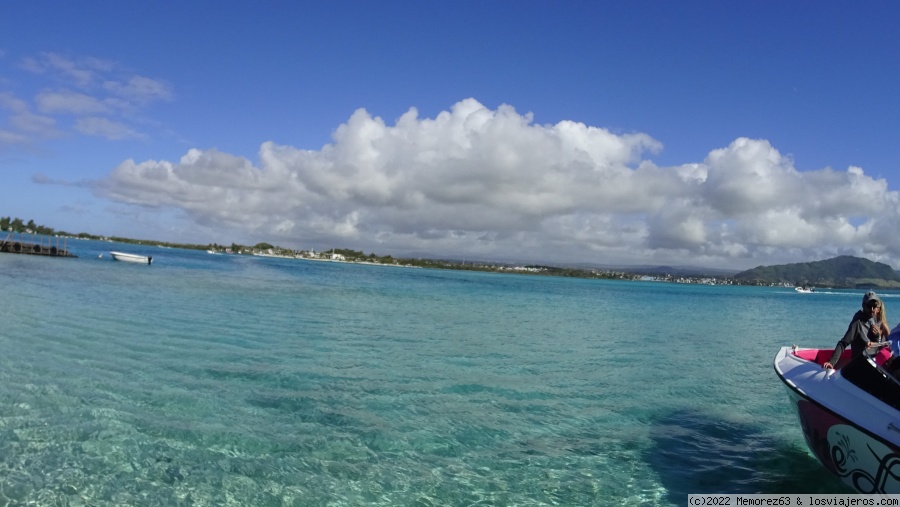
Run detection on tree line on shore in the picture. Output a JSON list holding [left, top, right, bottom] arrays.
[[6, 215, 899, 288]]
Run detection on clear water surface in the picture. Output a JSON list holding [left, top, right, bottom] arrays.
[[0, 239, 876, 506]]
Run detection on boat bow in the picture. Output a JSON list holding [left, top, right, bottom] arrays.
[[775, 346, 900, 493]]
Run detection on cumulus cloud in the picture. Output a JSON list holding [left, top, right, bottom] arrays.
[[90, 98, 900, 268]]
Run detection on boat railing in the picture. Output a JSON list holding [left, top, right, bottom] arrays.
[[0, 230, 76, 258]]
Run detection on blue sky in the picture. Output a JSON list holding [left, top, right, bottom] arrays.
[[2, 1, 899, 269]]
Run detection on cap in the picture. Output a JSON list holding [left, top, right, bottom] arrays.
[[863, 291, 881, 307]]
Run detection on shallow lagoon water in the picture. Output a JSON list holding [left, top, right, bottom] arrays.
[[0, 240, 870, 505]]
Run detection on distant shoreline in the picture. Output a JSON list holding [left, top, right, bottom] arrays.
[[5, 227, 898, 289], [264, 252, 421, 268]]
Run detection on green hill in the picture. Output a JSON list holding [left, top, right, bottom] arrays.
[[733, 255, 900, 289]]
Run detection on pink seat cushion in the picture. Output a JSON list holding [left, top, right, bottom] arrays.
[[794, 347, 890, 367]]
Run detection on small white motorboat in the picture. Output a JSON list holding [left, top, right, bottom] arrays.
[[110, 251, 153, 265], [774, 345, 900, 493], [794, 286, 814, 293]]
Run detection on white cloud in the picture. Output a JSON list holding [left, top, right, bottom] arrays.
[[22, 53, 99, 88], [0, 92, 62, 142], [0, 92, 28, 113], [0, 129, 28, 145], [36, 89, 110, 115], [702, 137, 803, 215], [3, 52, 170, 146], [75, 117, 142, 140], [10, 110, 57, 134], [103, 75, 173, 104], [90, 99, 900, 268]]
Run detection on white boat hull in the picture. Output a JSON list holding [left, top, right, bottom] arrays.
[[110, 251, 152, 265], [774, 346, 900, 493]]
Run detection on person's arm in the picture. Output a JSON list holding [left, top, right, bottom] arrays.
[[823, 344, 845, 369], [824, 320, 860, 369]]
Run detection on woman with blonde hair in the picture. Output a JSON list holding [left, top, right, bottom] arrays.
[[823, 291, 889, 370]]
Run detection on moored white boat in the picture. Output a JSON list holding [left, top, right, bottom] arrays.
[[774, 345, 900, 493], [110, 251, 153, 265]]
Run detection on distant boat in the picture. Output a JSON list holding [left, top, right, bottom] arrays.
[[110, 251, 152, 265], [206, 249, 219, 255], [795, 287, 814, 293]]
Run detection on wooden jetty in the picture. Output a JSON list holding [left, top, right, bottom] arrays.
[[0, 231, 77, 258]]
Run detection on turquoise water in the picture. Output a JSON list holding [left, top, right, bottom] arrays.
[[0, 239, 879, 506]]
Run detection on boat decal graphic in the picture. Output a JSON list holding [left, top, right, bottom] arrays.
[[828, 425, 900, 494], [839, 440, 900, 494], [795, 398, 900, 493], [831, 432, 858, 469]]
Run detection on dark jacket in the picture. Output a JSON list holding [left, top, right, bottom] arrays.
[[828, 310, 880, 365]]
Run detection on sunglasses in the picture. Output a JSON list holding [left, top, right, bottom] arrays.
[[868, 301, 881, 309]]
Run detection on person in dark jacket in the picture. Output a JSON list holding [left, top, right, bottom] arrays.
[[823, 291, 887, 370]]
